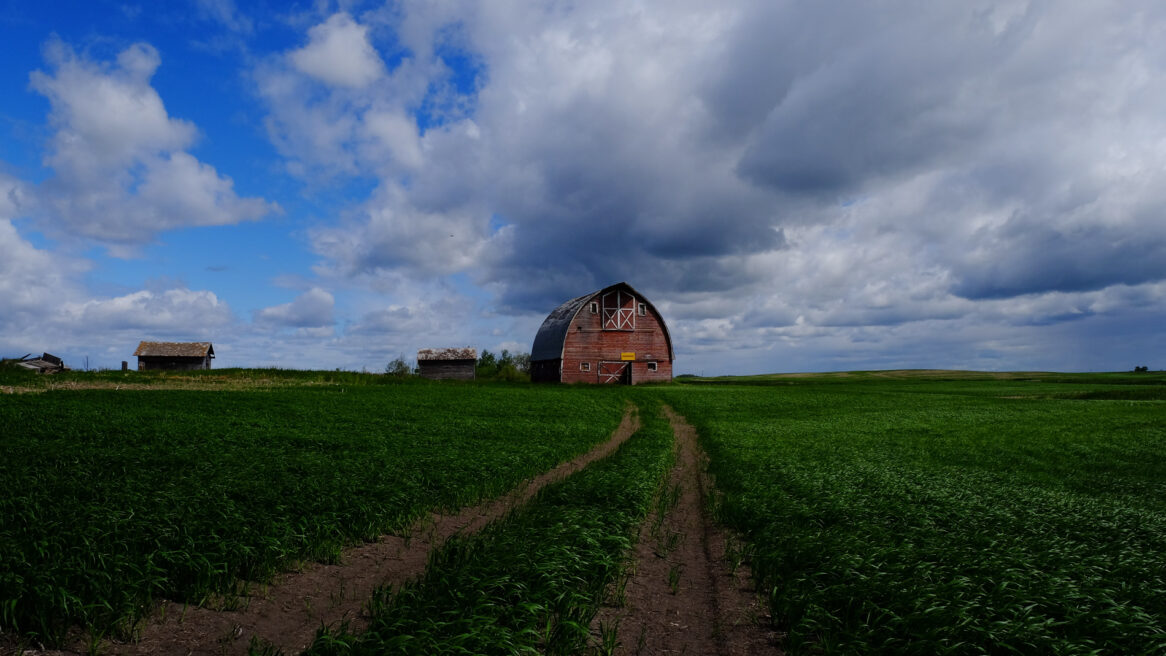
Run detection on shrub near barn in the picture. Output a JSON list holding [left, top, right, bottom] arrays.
[[476, 349, 530, 381]]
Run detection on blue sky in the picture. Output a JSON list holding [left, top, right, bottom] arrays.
[[2, 1, 1165, 374]]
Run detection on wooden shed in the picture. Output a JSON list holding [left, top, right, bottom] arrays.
[[417, 347, 477, 380], [133, 341, 215, 371], [530, 282, 674, 384]]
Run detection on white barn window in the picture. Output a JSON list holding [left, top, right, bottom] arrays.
[[647, 362, 658, 372], [580, 362, 591, 371]]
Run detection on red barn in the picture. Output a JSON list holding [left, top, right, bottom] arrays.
[[531, 282, 674, 384]]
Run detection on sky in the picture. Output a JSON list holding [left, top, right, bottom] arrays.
[[1, 0, 1165, 374]]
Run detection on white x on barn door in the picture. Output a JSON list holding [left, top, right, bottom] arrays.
[[602, 290, 635, 330], [598, 361, 629, 384]]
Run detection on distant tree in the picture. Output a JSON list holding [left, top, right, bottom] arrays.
[[496, 349, 522, 381], [385, 355, 414, 377], [1134, 365, 1149, 373], [476, 349, 531, 381], [512, 352, 531, 374], [477, 350, 499, 378]]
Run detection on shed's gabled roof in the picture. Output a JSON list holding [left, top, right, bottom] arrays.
[[133, 341, 215, 358], [417, 347, 477, 361], [530, 282, 674, 362]]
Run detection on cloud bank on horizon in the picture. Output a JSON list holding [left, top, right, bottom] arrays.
[[1, 0, 1164, 374]]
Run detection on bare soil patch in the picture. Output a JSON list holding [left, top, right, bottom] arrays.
[[10, 407, 639, 656], [594, 406, 780, 655]]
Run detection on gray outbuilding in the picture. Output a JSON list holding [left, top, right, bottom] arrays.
[[133, 341, 215, 371], [417, 347, 477, 380]]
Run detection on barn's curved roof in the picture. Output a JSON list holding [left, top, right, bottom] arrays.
[[530, 282, 674, 362]]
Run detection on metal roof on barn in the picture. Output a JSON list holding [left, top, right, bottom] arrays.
[[133, 341, 215, 358], [530, 282, 674, 362], [530, 293, 593, 361]]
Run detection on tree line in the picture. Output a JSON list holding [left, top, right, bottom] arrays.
[[385, 349, 531, 381]]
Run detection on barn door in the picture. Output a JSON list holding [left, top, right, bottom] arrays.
[[601, 290, 636, 331], [598, 361, 631, 384]]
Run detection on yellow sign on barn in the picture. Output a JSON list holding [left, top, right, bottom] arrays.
[[621, 352, 635, 361]]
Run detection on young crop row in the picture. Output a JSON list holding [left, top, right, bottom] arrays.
[[0, 383, 626, 646], [0, 363, 403, 389], [298, 400, 675, 656], [664, 380, 1166, 654]]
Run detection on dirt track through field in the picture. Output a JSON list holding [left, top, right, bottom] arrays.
[[594, 406, 780, 655], [21, 406, 640, 656]]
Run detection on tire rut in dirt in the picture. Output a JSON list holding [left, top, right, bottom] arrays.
[[52, 406, 641, 656], [594, 405, 780, 655]]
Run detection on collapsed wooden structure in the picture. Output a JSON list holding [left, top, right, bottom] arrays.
[[14, 353, 67, 374]]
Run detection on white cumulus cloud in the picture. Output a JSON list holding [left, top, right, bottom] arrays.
[[61, 288, 233, 334], [291, 13, 385, 88], [29, 39, 276, 246], [254, 287, 335, 329]]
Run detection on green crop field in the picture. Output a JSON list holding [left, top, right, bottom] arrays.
[[0, 381, 625, 645], [662, 373, 1166, 654], [303, 399, 674, 656], [2, 368, 1165, 655]]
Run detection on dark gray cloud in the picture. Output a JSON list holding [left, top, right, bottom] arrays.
[[729, 3, 1027, 195], [269, 1, 1166, 372], [952, 221, 1166, 300]]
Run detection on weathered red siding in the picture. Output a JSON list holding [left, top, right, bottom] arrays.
[[560, 302, 672, 384]]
